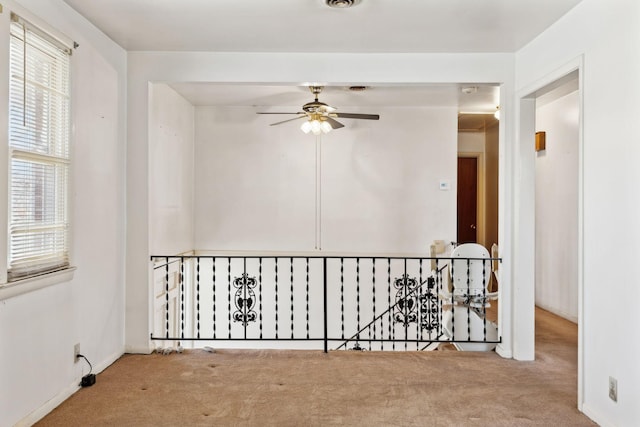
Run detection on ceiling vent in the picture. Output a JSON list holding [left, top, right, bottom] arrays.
[[326, 0, 362, 8]]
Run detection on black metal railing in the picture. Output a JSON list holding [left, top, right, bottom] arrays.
[[150, 254, 501, 352]]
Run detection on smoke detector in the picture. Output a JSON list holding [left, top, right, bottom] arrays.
[[326, 0, 362, 8]]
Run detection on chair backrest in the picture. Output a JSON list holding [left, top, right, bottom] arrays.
[[450, 243, 491, 296]]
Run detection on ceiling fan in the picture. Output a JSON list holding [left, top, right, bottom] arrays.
[[257, 86, 380, 134]]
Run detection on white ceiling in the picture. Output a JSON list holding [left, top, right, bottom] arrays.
[[61, 0, 581, 123], [167, 83, 498, 110], [62, 0, 582, 53]]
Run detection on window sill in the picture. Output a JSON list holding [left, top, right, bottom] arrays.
[[0, 267, 77, 301]]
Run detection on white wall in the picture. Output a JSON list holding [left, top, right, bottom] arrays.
[[516, 0, 640, 424], [458, 132, 485, 153], [149, 84, 195, 255], [194, 106, 457, 254], [126, 51, 516, 355], [535, 91, 579, 322], [0, 1, 127, 426]]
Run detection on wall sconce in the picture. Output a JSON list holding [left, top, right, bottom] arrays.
[[535, 131, 546, 152]]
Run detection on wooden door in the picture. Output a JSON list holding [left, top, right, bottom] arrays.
[[457, 157, 478, 244]]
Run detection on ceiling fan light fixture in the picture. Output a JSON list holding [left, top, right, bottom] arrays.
[[326, 0, 361, 8], [301, 117, 332, 135], [301, 120, 312, 134], [320, 120, 332, 133]]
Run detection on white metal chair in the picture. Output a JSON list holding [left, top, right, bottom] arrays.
[[442, 243, 498, 307], [440, 243, 498, 351]]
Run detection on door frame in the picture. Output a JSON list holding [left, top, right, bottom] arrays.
[[513, 56, 584, 409], [458, 152, 485, 247]]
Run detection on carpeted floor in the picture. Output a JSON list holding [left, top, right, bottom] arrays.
[[36, 307, 595, 426]]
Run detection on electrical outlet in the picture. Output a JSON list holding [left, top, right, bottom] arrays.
[[608, 376, 617, 402], [74, 343, 81, 363]]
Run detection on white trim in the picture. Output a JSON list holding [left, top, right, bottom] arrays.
[[14, 379, 79, 427], [5, 5, 75, 52], [495, 344, 512, 359], [535, 302, 579, 324], [0, 266, 76, 300], [14, 348, 123, 427], [514, 54, 585, 404], [581, 404, 614, 427], [124, 345, 154, 354]]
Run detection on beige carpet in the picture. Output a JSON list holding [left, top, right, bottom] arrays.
[[37, 307, 594, 426]]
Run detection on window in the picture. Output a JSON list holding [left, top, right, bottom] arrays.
[[7, 14, 72, 281]]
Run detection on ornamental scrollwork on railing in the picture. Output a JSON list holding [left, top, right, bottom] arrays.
[[393, 274, 419, 326], [394, 275, 439, 331], [233, 273, 257, 326], [419, 285, 439, 332]]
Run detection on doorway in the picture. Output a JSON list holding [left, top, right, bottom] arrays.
[[457, 156, 478, 243], [514, 62, 583, 407], [534, 74, 580, 324]]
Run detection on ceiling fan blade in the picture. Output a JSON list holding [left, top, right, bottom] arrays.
[[325, 117, 344, 129], [334, 112, 380, 120], [257, 112, 302, 115], [269, 115, 306, 126], [317, 104, 337, 113]]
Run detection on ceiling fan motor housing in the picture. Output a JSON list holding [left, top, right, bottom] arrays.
[[326, 0, 361, 8]]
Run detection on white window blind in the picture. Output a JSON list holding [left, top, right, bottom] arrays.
[[8, 14, 71, 281]]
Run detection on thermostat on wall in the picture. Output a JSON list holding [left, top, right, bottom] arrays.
[[439, 180, 451, 191]]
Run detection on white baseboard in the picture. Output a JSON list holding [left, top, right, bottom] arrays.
[[535, 302, 578, 323], [15, 380, 80, 427], [93, 348, 124, 375], [495, 343, 512, 359], [124, 344, 153, 354], [15, 349, 123, 427], [581, 403, 613, 427]]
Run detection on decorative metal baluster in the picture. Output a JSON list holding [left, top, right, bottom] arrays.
[[165, 257, 170, 339], [243, 258, 248, 340], [340, 257, 345, 340], [196, 257, 200, 339], [436, 259, 442, 340], [290, 257, 294, 339], [228, 257, 232, 339], [403, 258, 407, 351], [388, 258, 393, 351], [323, 258, 328, 353], [259, 258, 263, 339], [213, 257, 216, 339], [418, 259, 422, 347], [275, 258, 279, 339], [467, 258, 471, 342], [180, 257, 185, 339], [451, 258, 455, 342], [371, 258, 376, 351], [306, 257, 310, 339], [356, 258, 361, 343], [483, 258, 488, 342]]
